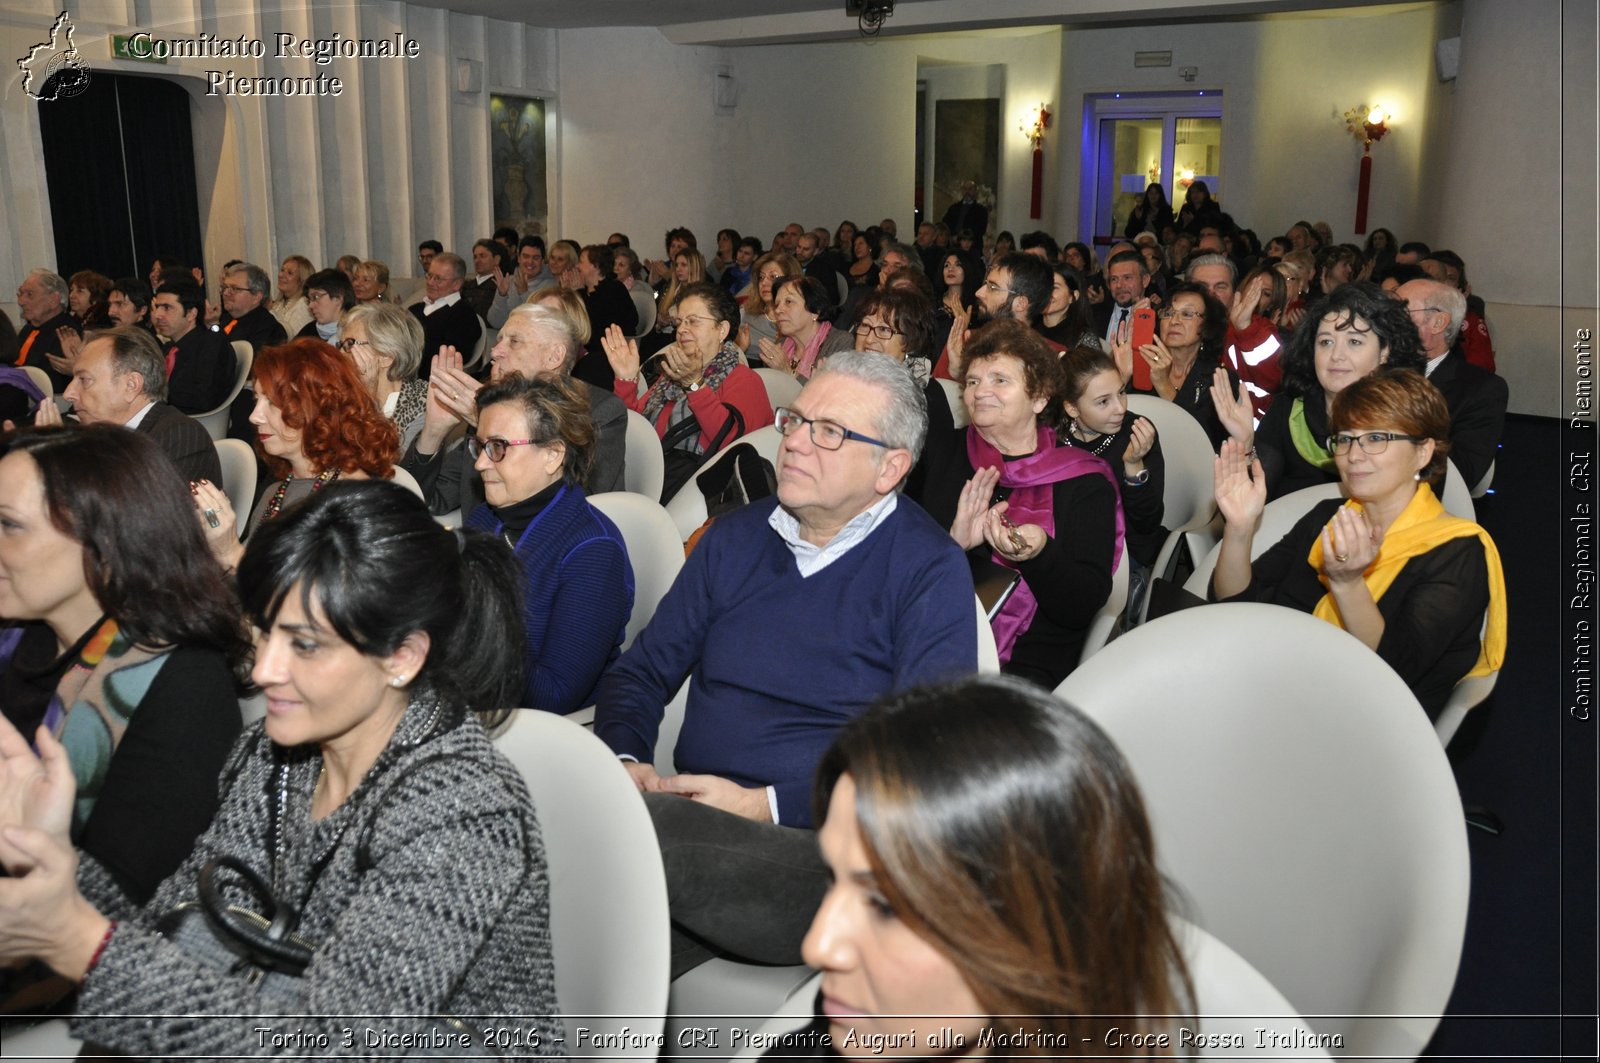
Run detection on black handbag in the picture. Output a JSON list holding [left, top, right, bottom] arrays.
[[659, 401, 745, 503], [154, 754, 496, 1053]]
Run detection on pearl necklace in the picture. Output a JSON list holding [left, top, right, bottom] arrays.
[[263, 468, 340, 522], [1068, 421, 1117, 457]]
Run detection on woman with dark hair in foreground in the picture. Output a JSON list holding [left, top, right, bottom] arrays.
[[770, 674, 1191, 1060], [0, 481, 562, 1058]]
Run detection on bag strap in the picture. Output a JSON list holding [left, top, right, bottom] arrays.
[[661, 401, 744, 456]]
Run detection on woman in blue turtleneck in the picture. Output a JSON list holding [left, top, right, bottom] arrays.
[[464, 373, 634, 713]]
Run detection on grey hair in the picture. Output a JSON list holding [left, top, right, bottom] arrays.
[[27, 269, 68, 304], [505, 302, 581, 374], [433, 252, 467, 282], [1184, 253, 1237, 284], [1412, 278, 1467, 347], [92, 325, 169, 402], [877, 240, 923, 273], [815, 349, 929, 476], [343, 301, 424, 381], [226, 262, 272, 298]]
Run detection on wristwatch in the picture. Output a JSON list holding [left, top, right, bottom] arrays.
[[686, 379, 703, 393], [1123, 468, 1150, 486]]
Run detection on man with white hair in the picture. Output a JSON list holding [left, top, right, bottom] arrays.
[[595, 351, 977, 977], [14, 269, 80, 391], [400, 302, 625, 514], [1397, 277, 1507, 489]]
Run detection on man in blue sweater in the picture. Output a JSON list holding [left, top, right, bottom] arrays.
[[595, 351, 977, 976]]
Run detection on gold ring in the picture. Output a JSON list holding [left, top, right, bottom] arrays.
[[1334, 552, 1349, 563]]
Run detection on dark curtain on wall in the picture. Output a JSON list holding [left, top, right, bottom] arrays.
[[36, 73, 202, 283]]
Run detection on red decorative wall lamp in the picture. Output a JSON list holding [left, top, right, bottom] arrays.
[[1343, 102, 1391, 235], [1020, 102, 1052, 220]]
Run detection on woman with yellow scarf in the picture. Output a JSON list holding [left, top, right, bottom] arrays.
[[1210, 369, 1506, 718]]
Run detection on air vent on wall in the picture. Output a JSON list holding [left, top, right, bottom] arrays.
[[1135, 51, 1173, 68]]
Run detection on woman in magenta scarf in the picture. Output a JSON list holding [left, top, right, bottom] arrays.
[[908, 319, 1123, 688]]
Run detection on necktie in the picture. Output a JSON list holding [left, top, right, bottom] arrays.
[[223, 318, 237, 334], [166, 345, 179, 378], [15, 330, 37, 365]]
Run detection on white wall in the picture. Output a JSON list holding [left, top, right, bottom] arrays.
[[1050, 5, 1445, 248]]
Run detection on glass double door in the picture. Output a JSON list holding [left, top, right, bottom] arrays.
[[1090, 96, 1222, 242]]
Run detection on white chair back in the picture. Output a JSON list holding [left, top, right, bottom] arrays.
[[195, 342, 253, 441], [936, 377, 969, 428], [1441, 459, 1476, 521], [1056, 603, 1469, 1059], [975, 594, 999, 673], [494, 711, 670, 1055], [1470, 458, 1495, 498], [754, 367, 802, 412], [387, 464, 426, 501], [587, 492, 685, 652], [1126, 395, 1221, 622], [663, 424, 783, 539], [1434, 610, 1497, 747], [623, 409, 666, 501], [20, 365, 53, 398], [465, 317, 493, 372], [1184, 482, 1342, 600], [1078, 547, 1128, 665], [213, 438, 258, 536], [630, 286, 657, 338]]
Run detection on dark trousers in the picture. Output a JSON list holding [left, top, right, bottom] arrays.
[[644, 792, 830, 979]]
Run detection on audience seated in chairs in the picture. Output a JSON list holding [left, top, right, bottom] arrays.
[[1210, 368, 1506, 718], [912, 320, 1121, 690], [340, 301, 431, 453], [401, 302, 626, 516], [0, 481, 561, 1054], [593, 351, 976, 978], [0, 424, 246, 921], [600, 282, 774, 502], [410, 252, 483, 376], [294, 268, 356, 345], [465, 374, 634, 715], [192, 338, 399, 570], [150, 279, 238, 418], [1115, 281, 1238, 451], [782, 675, 1192, 1059], [1212, 281, 1427, 499], [47, 326, 222, 485]]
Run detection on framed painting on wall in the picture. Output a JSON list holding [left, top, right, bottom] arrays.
[[490, 93, 548, 239]]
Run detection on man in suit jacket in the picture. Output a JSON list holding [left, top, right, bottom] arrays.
[[14, 269, 80, 392], [1398, 279, 1508, 490], [58, 326, 222, 484], [216, 263, 288, 354], [410, 252, 483, 380], [151, 279, 237, 417]]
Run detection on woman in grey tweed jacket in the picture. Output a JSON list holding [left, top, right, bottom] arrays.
[[0, 482, 563, 1060]]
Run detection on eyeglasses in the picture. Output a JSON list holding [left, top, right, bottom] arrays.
[[1326, 431, 1425, 455], [981, 279, 1016, 296], [219, 284, 251, 295], [338, 337, 372, 353], [773, 407, 888, 451], [466, 436, 539, 462], [1405, 306, 1443, 317], [676, 314, 717, 329], [1157, 308, 1204, 321], [853, 322, 902, 341]]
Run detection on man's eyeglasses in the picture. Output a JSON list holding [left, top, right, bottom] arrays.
[[853, 322, 902, 341], [219, 284, 251, 295], [774, 407, 888, 451], [981, 279, 1016, 296], [1326, 431, 1425, 455], [466, 436, 540, 462]]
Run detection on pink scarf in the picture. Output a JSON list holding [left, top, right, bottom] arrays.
[[967, 426, 1125, 662], [781, 321, 835, 382]]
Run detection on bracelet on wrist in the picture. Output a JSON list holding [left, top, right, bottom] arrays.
[[84, 920, 117, 981]]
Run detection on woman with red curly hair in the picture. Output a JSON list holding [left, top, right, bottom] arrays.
[[193, 338, 399, 569]]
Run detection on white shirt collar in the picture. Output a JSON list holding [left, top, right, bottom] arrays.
[[1424, 350, 1448, 377], [423, 291, 461, 315], [123, 400, 157, 429], [767, 492, 899, 578]]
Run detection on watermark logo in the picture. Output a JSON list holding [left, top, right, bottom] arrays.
[[18, 11, 92, 101]]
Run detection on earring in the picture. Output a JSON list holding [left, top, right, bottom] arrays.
[[390, 675, 406, 687], [1413, 471, 1422, 481]]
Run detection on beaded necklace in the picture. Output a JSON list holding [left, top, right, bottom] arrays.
[[1067, 420, 1118, 457], [263, 468, 340, 522]]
